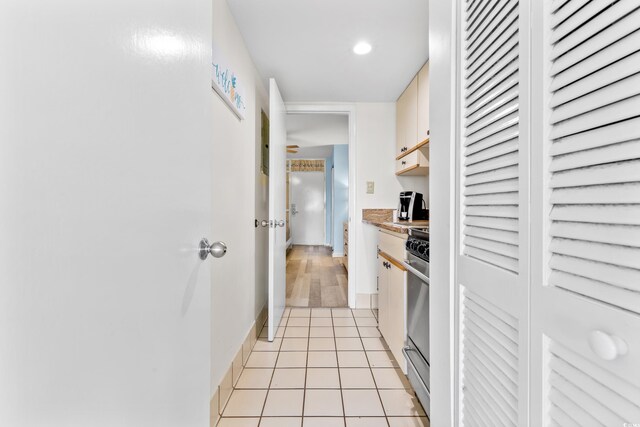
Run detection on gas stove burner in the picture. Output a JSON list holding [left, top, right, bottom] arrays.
[[406, 235, 429, 262]]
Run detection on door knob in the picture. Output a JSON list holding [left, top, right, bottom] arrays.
[[260, 220, 270, 227], [276, 220, 285, 227], [588, 330, 628, 361], [199, 238, 227, 260]]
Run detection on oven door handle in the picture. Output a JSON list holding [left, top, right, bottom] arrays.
[[403, 260, 430, 285], [402, 346, 430, 395]]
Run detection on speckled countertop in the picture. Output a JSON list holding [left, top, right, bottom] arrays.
[[362, 209, 429, 234]]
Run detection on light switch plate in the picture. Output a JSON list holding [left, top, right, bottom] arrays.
[[366, 181, 375, 194]]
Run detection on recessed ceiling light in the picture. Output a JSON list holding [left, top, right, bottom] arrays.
[[353, 41, 372, 55]]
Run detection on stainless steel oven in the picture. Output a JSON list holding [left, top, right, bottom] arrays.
[[403, 228, 430, 416]]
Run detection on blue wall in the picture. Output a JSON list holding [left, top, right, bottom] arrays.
[[325, 154, 334, 246], [332, 145, 349, 254]]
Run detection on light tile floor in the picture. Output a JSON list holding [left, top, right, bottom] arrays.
[[218, 308, 429, 427]]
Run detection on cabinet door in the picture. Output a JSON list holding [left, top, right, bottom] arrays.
[[417, 62, 430, 144], [405, 76, 419, 150], [377, 254, 389, 340], [396, 91, 405, 157], [396, 151, 429, 174], [388, 262, 406, 371]]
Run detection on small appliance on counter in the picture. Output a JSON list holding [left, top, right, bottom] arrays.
[[397, 191, 429, 221]]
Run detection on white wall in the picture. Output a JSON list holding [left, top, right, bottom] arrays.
[[353, 103, 429, 295], [211, 0, 268, 392]]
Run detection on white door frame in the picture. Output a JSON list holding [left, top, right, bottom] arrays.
[[285, 103, 357, 308]]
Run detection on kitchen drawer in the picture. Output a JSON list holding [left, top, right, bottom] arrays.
[[378, 229, 407, 262]]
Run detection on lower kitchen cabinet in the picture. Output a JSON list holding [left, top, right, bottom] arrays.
[[377, 229, 407, 373]]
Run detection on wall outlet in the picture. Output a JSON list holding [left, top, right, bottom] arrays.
[[366, 181, 375, 194]]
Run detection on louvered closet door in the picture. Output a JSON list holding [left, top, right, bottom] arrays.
[[456, 0, 530, 425], [530, 1, 640, 425]]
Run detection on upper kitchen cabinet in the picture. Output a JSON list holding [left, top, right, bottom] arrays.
[[417, 61, 430, 143], [395, 61, 429, 176]]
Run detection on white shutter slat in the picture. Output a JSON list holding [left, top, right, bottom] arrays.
[[550, 21, 640, 84], [466, 27, 519, 80], [466, 99, 519, 137], [549, 254, 640, 293], [550, 95, 640, 141], [464, 178, 519, 196], [550, 140, 640, 173], [548, 342, 640, 425], [465, 225, 518, 246], [465, 192, 518, 206], [465, 62, 518, 108], [550, 204, 640, 226], [551, 0, 591, 30], [550, 159, 640, 188], [464, 236, 518, 260], [465, 0, 497, 32], [464, 164, 518, 186], [550, 221, 640, 246], [466, 85, 518, 127], [465, 151, 519, 176], [550, 271, 640, 312], [465, 138, 518, 166], [463, 215, 519, 232], [466, 313, 518, 361], [465, 339, 518, 393], [551, 353, 640, 422], [465, 40, 518, 89], [463, 246, 518, 273], [552, 1, 640, 60], [550, 117, 640, 157], [551, 0, 613, 43], [466, 357, 518, 410], [551, 73, 640, 125], [461, 288, 519, 426], [549, 405, 581, 427], [550, 237, 640, 270], [550, 51, 640, 108], [550, 372, 625, 426], [464, 204, 518, 218], [464, 125, 518, 154], [550, 183, 640, 204], [467, 0, 518, 61]]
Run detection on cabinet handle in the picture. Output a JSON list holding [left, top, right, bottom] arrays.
[[402, 161, 406, 166], [589, 330, 628, 361]]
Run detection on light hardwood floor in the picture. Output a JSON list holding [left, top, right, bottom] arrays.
[[286, 245, 348, 308]]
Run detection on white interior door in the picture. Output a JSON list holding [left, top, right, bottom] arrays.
[[268, 79, 287, 341], [290, 170, 326, 245], [0, 0, 213, 425], [530, 2, 640, 425], [455, 0, 530, 424]]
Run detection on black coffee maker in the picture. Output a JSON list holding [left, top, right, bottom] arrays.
[[398, 192, 428, 221]]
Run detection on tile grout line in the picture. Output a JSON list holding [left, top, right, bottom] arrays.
[[332, 308, 347, 425]]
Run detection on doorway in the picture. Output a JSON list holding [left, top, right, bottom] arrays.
[[284, 111, 352, 308]]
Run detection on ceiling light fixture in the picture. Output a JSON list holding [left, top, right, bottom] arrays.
[[353, 41, 372, 55]]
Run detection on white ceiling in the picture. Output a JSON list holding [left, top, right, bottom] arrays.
[[287, 113, 349, 147], [226, 0, 429, 102], [287, 145, 334, 160]]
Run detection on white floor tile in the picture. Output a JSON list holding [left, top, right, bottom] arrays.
[[306, 368, 340, 389], [342, 389, 385, 416], [285, 327, 310, 338], [308, 337, 336, 351], [307, 351, 338, 368], [387, 417, 430, 427], [263, 389, 304, 416], [287, 317, 310, 327], [335, 338, 364, 351], [309, 326, 334, 337], [218, 417, 260, 427], [236, 369, 273, 389], [372, 368, 411, 389], [333, 317, 356, 327], [337, 351, 369, 368], [253, 338, 283, 352], [357, 327, 381, 338], [361, 338, 388, 351], [260, 417, 302, 427], [303, 389, 344, 416], [345, 417, 389, 427], [281, 338, 309, 352], [355, 317, 378, 327], [303, 417, 345, 427], [290, 308, 311, 318], [311, 308, 332, 318], [245, 352, 279, 369], [270, 368, 306, 389], [366, 351, 398, 368], [310, 317, 333, 327], [334, 327, 359, 338], [222, 389, 267, 417], [378, 390, 426, 416], [339, 368, 376, 389], [276, 352, 307, 368]]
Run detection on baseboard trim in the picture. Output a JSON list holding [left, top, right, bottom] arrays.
[[210, 304, 267, 427], [332, 252, 344, 258]]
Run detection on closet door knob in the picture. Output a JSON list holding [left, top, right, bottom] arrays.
[[588, 330, 628, 361]]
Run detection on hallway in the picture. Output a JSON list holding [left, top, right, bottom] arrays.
[[218, 307, 428, 427], [286, 246, 348, 308]]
